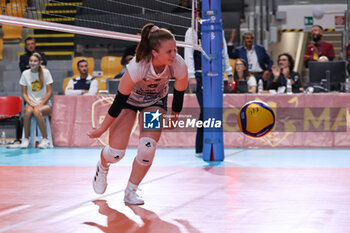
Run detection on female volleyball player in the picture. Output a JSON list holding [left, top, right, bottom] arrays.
[[19, 52, 53, 148], [88, 23, 188, 205]]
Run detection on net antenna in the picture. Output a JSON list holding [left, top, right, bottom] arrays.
[[0, 0, 197, 49]]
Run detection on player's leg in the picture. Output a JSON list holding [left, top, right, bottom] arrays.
[[21, 105, 34, 148], [34, 105, 52, 148], [33, 105, 51, 138], [93, 109, 137, 194], [124, 106, 165, 205]]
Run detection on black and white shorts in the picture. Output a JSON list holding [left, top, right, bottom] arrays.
[[124, 95, 168, 112]]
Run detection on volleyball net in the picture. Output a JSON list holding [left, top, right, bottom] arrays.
[[0, 0, 198, 49]]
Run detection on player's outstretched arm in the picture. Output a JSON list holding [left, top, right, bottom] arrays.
[[88, 70, 135, 138]]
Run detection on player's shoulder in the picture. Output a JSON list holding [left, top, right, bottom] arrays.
[[128, 57, 150, 69], [173, 54, 186, 68]]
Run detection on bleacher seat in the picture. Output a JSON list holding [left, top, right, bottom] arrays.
[[0, 38, 3, 60], [0, 0, 6, 14], [2, 2, 25, 40], [101, 56, 123, 79], [62, 77, 72, 94], [10, 0, 27, 8], [230, 59, 236, 72]]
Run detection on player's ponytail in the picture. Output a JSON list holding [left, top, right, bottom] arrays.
[[135, 23, 174, 62], [135, 24, 154, 62]]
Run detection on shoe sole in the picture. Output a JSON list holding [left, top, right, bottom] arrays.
[[123, 199, 144, 205]]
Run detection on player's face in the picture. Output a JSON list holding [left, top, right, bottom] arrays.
[[78, 61, 88, 76], [153, 39, 177, 66], [29, 56, 40, 70]]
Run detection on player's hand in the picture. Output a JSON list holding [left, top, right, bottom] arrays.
[[87, 128, 103, 138], [229, 29, 236, 43], [262, 70, 270, 81], [281, 67, 290, 78], [271, 65, 280, 80]]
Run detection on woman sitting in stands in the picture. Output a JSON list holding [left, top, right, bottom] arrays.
[[231, 58, 257, 93], [19, 52, 53, 148]]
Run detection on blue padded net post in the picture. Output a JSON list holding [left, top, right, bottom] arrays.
[[201, 0, 224, 161]]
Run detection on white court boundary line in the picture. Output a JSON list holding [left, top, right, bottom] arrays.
[[0, 168, 188, 233], [0, 15, 194, 48], [0, 205, 31, 217], [225, 149, 248, 158]]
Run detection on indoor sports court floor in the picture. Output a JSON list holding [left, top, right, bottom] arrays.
[[1, 146, 350, 233]]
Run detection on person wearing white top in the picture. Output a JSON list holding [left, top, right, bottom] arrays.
[[88, 24, 188, 205], [227, 30, 273, 90], [19, 53, 53, 149], [65, 59, 98, 95], [232, 58, 257, 93]]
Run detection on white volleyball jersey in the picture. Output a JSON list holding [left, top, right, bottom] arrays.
[[126, 54, 187, 107]]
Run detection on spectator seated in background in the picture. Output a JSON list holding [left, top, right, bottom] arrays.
[[19, 53, 53, 148], [267, 53, 304, 93], [114, 33, 140, 79], [230, 58, 256, 93], [227, 30, 273, 90], [19, 37, 48, 73], [114, 55, 133, 79], [65, 59, 98, 95], [304, 25, 335, 67]]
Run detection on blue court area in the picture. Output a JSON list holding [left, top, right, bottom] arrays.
[[1, 146, 350, 168]]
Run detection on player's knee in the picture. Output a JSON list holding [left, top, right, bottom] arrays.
[[102, 146, 125, 164], [136, 137, 157, 166]]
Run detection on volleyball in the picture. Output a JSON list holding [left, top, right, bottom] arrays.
[[238, 100, 275, 138]]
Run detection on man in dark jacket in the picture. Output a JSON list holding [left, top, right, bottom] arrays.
[[19, 37, 47, 73], [227, 31, 273, 90]]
